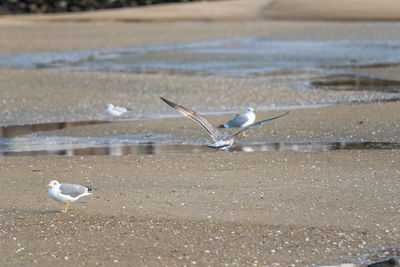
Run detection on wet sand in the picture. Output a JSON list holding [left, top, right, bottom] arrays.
[[1, 0, 400, 266], [1, 67, 399, 125], [22, 101, 400, 145]]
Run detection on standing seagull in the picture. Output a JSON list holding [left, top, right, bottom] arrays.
[[218, 107, 255, 128], [48, 180, 92, 213], [107, 104, 128, 117], [160, 97, 289, 150]]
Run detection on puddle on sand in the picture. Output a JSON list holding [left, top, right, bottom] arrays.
[[321, 258, 399, 267], [0, 120, 110, 138], [311, 74, 400, 93], [1, 120, 399, 156], [1, 141, 399, 157], [322, 244, 400, 267]]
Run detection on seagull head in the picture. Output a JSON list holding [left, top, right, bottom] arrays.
[[245, 107, 254, 113], [107, 104, 114, 109], [47, 180, 60, 189]]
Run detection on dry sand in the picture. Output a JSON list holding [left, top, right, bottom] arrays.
[[1, 151, 400, 266], [263, 0, 400, 21], [1, 0, 400, 266]]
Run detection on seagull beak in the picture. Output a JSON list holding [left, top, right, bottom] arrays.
[[47, 184, 52, 187]]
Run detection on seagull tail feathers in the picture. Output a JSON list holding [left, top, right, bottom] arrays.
[[217, 124, 227, 128], [85, 185, 93, 192]]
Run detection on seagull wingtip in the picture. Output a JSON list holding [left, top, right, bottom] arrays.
[[160, 96, 170, 104], [160, 97, 178, 108]]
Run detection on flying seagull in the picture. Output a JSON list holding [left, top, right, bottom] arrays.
[[48, 180, 92, 213], [107, 104, 128, 117], [218, 107, 255, 128], [160, 97, 289, 150]]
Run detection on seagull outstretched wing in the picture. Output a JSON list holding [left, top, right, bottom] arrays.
[[228, 111, 290, 140], [160, 97, 221, 142]]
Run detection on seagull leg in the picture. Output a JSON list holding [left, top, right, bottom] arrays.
[[60, 202, 67, 213], [64, 202, 70, 213]]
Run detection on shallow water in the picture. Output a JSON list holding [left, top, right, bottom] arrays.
[[1, 141, 399, 156], [326, 244, 400, 266], [3, 38, 400, 79], [1, 120, 399, 156], [1, 37, 400, 110]]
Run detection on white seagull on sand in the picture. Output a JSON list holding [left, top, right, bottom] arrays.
[[48, 180, 92, 213], [107, 104, 128, 117], [218, 107, 256, 128], [160, 97, 289, 150]]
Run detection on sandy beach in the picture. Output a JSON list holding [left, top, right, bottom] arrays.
[[1, 0, 400, 266], [1, 151, 400, 265]]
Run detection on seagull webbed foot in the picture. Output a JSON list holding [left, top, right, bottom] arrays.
[[60, 202, 69, 213]]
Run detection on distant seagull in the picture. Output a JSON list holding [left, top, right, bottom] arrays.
[[107, 104, 128, 117], [160, 97, 289, 150], [218, 107, 255, 128], [48, 180, 92, 213]]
